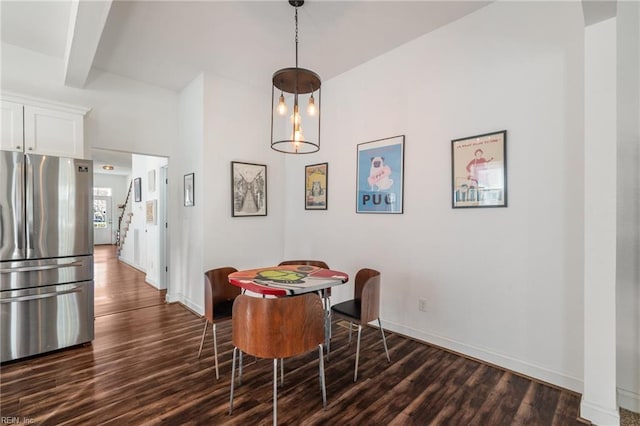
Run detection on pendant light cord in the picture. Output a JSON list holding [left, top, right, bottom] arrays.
[[294, 7, 299, 69]]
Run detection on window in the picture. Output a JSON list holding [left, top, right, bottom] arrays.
[[93, 187, 112, 197]]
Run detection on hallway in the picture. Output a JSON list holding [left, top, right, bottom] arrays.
[[94, 245, 166, 317]]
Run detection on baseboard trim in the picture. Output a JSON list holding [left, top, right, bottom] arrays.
[[580, 400, 620, 425], [383, 320, 583, 393], [145, 276, 159, 289], [117, 256, 145, 273], [618, 387, 640, 412], [165, 292, 202, 316]]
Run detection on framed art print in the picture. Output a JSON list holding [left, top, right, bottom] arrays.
[[134, 177, 142, 202], [451, 130, 507, 208], [231, 161, 267, 217], [356, 135, 405, 214], [305, 163, 328, 210], [184, 173, 194, 207]]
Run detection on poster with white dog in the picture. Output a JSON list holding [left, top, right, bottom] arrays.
[[356, 135, 405, 213]]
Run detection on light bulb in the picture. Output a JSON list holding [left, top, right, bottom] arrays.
[[307, 93, 316, 116], [293, 128, 304, 142], [277, 92, 287, 115], [290, 103, 301, 126]]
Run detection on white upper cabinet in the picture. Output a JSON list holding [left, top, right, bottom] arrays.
[[23, 106, 84, 158], [1, 101, 24, 152], [1, 95, 89, 159]]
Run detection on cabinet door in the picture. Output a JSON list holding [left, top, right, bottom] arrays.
[[23, 105, 84, 158], [1, 101, 24, 152]]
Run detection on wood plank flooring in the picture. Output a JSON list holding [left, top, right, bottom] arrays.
[[0, 245, 585, 425]]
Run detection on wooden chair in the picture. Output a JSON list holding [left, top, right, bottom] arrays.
[[229, 293, 326, 425], [330, 268, 390, 382], [278, 260, 333, 343], [198, 267, 240, 380]]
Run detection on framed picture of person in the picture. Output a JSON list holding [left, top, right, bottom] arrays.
[[305, 163, 328, 210], [231, 161, 267, 217], [451, 130, 507, 208], [356, 135, 405, 214]]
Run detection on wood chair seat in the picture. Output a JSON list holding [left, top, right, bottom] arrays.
[[229, 293, 327, 425]]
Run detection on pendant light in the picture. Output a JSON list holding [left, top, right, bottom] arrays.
[[271, 0, 321, 154]]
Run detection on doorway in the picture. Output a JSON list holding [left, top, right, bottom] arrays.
[[93, 196, 113, 244]]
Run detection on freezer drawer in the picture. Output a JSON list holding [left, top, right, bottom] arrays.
[[0, 255, 93, 291], [0, 280, 94, 362]]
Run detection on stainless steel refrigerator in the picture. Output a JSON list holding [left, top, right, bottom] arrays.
[[0, 150, 94, 362]]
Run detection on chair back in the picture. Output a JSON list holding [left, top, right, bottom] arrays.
[[354, 268, 381, 323], [204, 267, 240, 323], [278, 260, 329, 269], [232, 293, 325, 359]]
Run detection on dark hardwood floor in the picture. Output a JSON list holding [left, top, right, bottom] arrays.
[[0, 245, 585, 425]]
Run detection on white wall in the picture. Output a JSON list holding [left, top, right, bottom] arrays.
[[616, 0, 640, 413], [119, 154, 167, 289], [1, 43, 178, 157], [284, 1, 585, 391], [168, 72, 286, 313], [167, 75, 205, 310]]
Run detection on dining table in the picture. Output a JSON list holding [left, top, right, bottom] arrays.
[[228, 264, 349, 352]]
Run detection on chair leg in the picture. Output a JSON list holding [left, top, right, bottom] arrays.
[[378, 318, 390, 362], [348, 321, 353, 345], [229, 347, 238, 415], [197, 321, 208, 358], [280, 358, 284, 387], [318, 344, 327, 408], [354, 324, 362, 382], [239, 350, 243, 386], [273, 358, 278, 426], [213, 323, 219, 380]]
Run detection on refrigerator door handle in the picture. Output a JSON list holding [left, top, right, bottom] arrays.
[[0, 286, 83, 303], [0, 260, 84, 274]]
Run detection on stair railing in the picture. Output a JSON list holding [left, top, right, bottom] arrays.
[[116, 180, 133, 250]]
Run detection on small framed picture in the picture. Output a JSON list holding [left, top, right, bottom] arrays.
[[146, 199, 157, 224], [305, 163, 328, 210], [231, 162, 267, 217], [451, 130, 507, 208], [184, 173, 194, 207], [356, 135, 405, 214], [134, 177, 142, 202]]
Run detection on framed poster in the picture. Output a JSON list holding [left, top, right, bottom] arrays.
[[184, 173, 194, 207], [305, 163, 328, 210], [134, 177, 142, 202], [356, 135, 405, 214], [231, 162, 267, 217], [146, 200, 157, 224], [451, 130, 507, 208]]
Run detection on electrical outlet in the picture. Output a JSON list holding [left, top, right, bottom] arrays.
[[418, 298, 427, 312]]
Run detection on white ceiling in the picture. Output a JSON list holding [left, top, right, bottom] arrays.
[[1, 0, 494, 168], [1, 0, 492, 92]]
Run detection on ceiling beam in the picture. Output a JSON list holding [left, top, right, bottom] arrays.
[[582, 0, 617, 26], [64, 0, 113, 88]]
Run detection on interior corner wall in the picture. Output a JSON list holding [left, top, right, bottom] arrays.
[[167, 74, 205, 312], [200, 73, 286, 291], [283, 1, 585, 392], [0, 43, 178, 158], [616, 0, 640, 413]]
